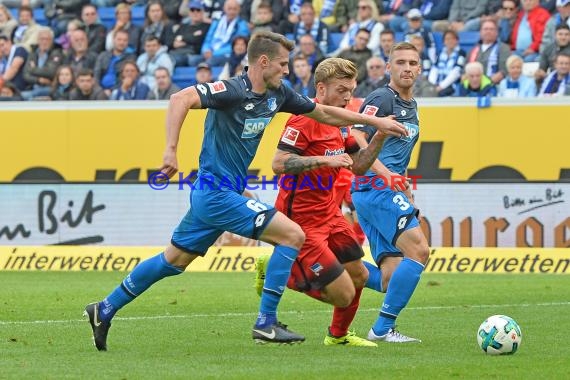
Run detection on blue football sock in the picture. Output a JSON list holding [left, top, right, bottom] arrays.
[[364, 261, 383, 292], [372, 257, 424, 336], [98, 252, 183, 322], [256, 245, 298, 328]]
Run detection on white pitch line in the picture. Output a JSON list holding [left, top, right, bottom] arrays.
[[1, 301, 569, 326]]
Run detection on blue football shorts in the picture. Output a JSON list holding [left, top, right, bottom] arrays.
[[351, 187, 419, 264], [171, 186, 277, 255]]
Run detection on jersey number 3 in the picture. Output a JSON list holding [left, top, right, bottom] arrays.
[[393, 194, 410, 211]]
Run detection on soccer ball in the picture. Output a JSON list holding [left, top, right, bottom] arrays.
[[477, 315, 522, 355]]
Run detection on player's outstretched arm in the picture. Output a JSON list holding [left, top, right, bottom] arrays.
[[160, 86, 203, 178], [305, 103, 408, 138], [272, 149, 353, 175], [350, 126, 389, 175]]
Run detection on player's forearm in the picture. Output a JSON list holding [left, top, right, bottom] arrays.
[[351, 132, 386, 175], [273, 154, 327, 175], [352, 130, 385, 176], [311, 104, 369, 128]]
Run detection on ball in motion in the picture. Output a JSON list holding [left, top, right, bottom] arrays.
[[477, 315, 522, 355]]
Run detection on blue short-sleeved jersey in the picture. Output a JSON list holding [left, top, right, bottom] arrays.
[[193, 73, 316, 192], [353, 86, 419, 190]]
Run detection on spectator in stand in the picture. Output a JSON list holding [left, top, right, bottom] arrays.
[[536, 24, 570, 80], [194, 61, 212, 84], [105, 3, 142, 55], [295, 33, 326, 70], [0, 4, 17, 39], [457, 61, 497, 96], [537, 51, 570, 94], [418, 0, 453, 31], [511, 0, 551, 62], [184, 0, 223, 23], [288, 54, 316, 97], [201, 0, 249, 66], [541, 0, 559, 13], [428, 29, 466, 96], [293, 2, 330, 55], [541, 0, 570, 52], [433, 0, 490, 32], [168, 0, 210, 67], [378, 29, 395, 62], [81, 3, 107, 55], [46, 0, 89, 37], [65, 29, 98, 75], [466, 19, 512, 85], [147, 66, 180, 100], [140, 1, 175, 49], [50, 64, 74, 100], [0, 34, 28, 91], [277, 0, 303, 34], [161, 0, 184, 24], [408, 34, 433, 77], [379, 0, 420, 32], [137, 35, 173, 89], [69, 67, 108, 100], [498, 0, 521, 44], [241, 0, 282, 32], [338, 28, 373, 83], [249, 1, 278, 33], [12, 5, 40, 52], [498, 54, 537, 96], [55, 18, 83, 52], [331, 0, 384, 57], [95, 29, 136, 96], [0, 80, 23, 101], [327, 0, 359, 33], [110, 60, 150, 100], [354, 56, 388, 97], [404, 8, 437, 62], [22, 26, 64, 100], [218, 35, 248, 80]]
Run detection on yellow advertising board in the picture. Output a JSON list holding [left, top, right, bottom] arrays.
[[1, 246, 568, 274], [1, 101, 569, 182]]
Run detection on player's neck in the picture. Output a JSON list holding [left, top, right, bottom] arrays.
[[390, 83, 413, 101], [247, 67, 268, 94]]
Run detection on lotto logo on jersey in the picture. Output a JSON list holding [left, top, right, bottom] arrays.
[[281, 126, 300, 145], [400, 122, 419, 142], [363, 105, 379, 116], [242, 117, 271, 139], [207, 81, 227, 94]]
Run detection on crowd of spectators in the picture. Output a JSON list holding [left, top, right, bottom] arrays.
[[0, 0, 569, 101]]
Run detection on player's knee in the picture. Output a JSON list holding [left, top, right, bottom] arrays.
[[351, 268, 368, 289], [283, 223, 305, 249], [409, 244, 430, 265], [334, 288, 355, 308]]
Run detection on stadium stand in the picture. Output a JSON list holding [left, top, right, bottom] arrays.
[[172, 65, 224, 88]]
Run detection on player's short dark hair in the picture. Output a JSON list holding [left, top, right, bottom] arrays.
[[389, 42, 419, 62], [247, 31, 295, 62]]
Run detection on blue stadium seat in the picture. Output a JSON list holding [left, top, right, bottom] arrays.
[[329, 32, 342, 53], [172, 66, 226, 89], [458, 31, 480, 54], [98, 7, 116, 29], [131, 6, 145, 26]]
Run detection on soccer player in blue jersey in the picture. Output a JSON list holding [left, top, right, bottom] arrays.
[[351, 42, 430, 343], [84, 31, 408, 350]]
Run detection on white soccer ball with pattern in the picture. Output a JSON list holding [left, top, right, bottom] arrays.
[[477, 315, 522, 355]]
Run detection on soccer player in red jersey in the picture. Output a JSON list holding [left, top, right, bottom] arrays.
[[256, 58, 398, 346]]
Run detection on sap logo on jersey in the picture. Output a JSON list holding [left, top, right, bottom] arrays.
[[400, 122, 419, 142], [242, 117, 272, 138]]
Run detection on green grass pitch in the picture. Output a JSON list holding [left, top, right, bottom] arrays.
[[1, 272, 569, 379]]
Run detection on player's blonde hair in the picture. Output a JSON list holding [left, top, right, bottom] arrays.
[[314, 58, 358, 86]]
